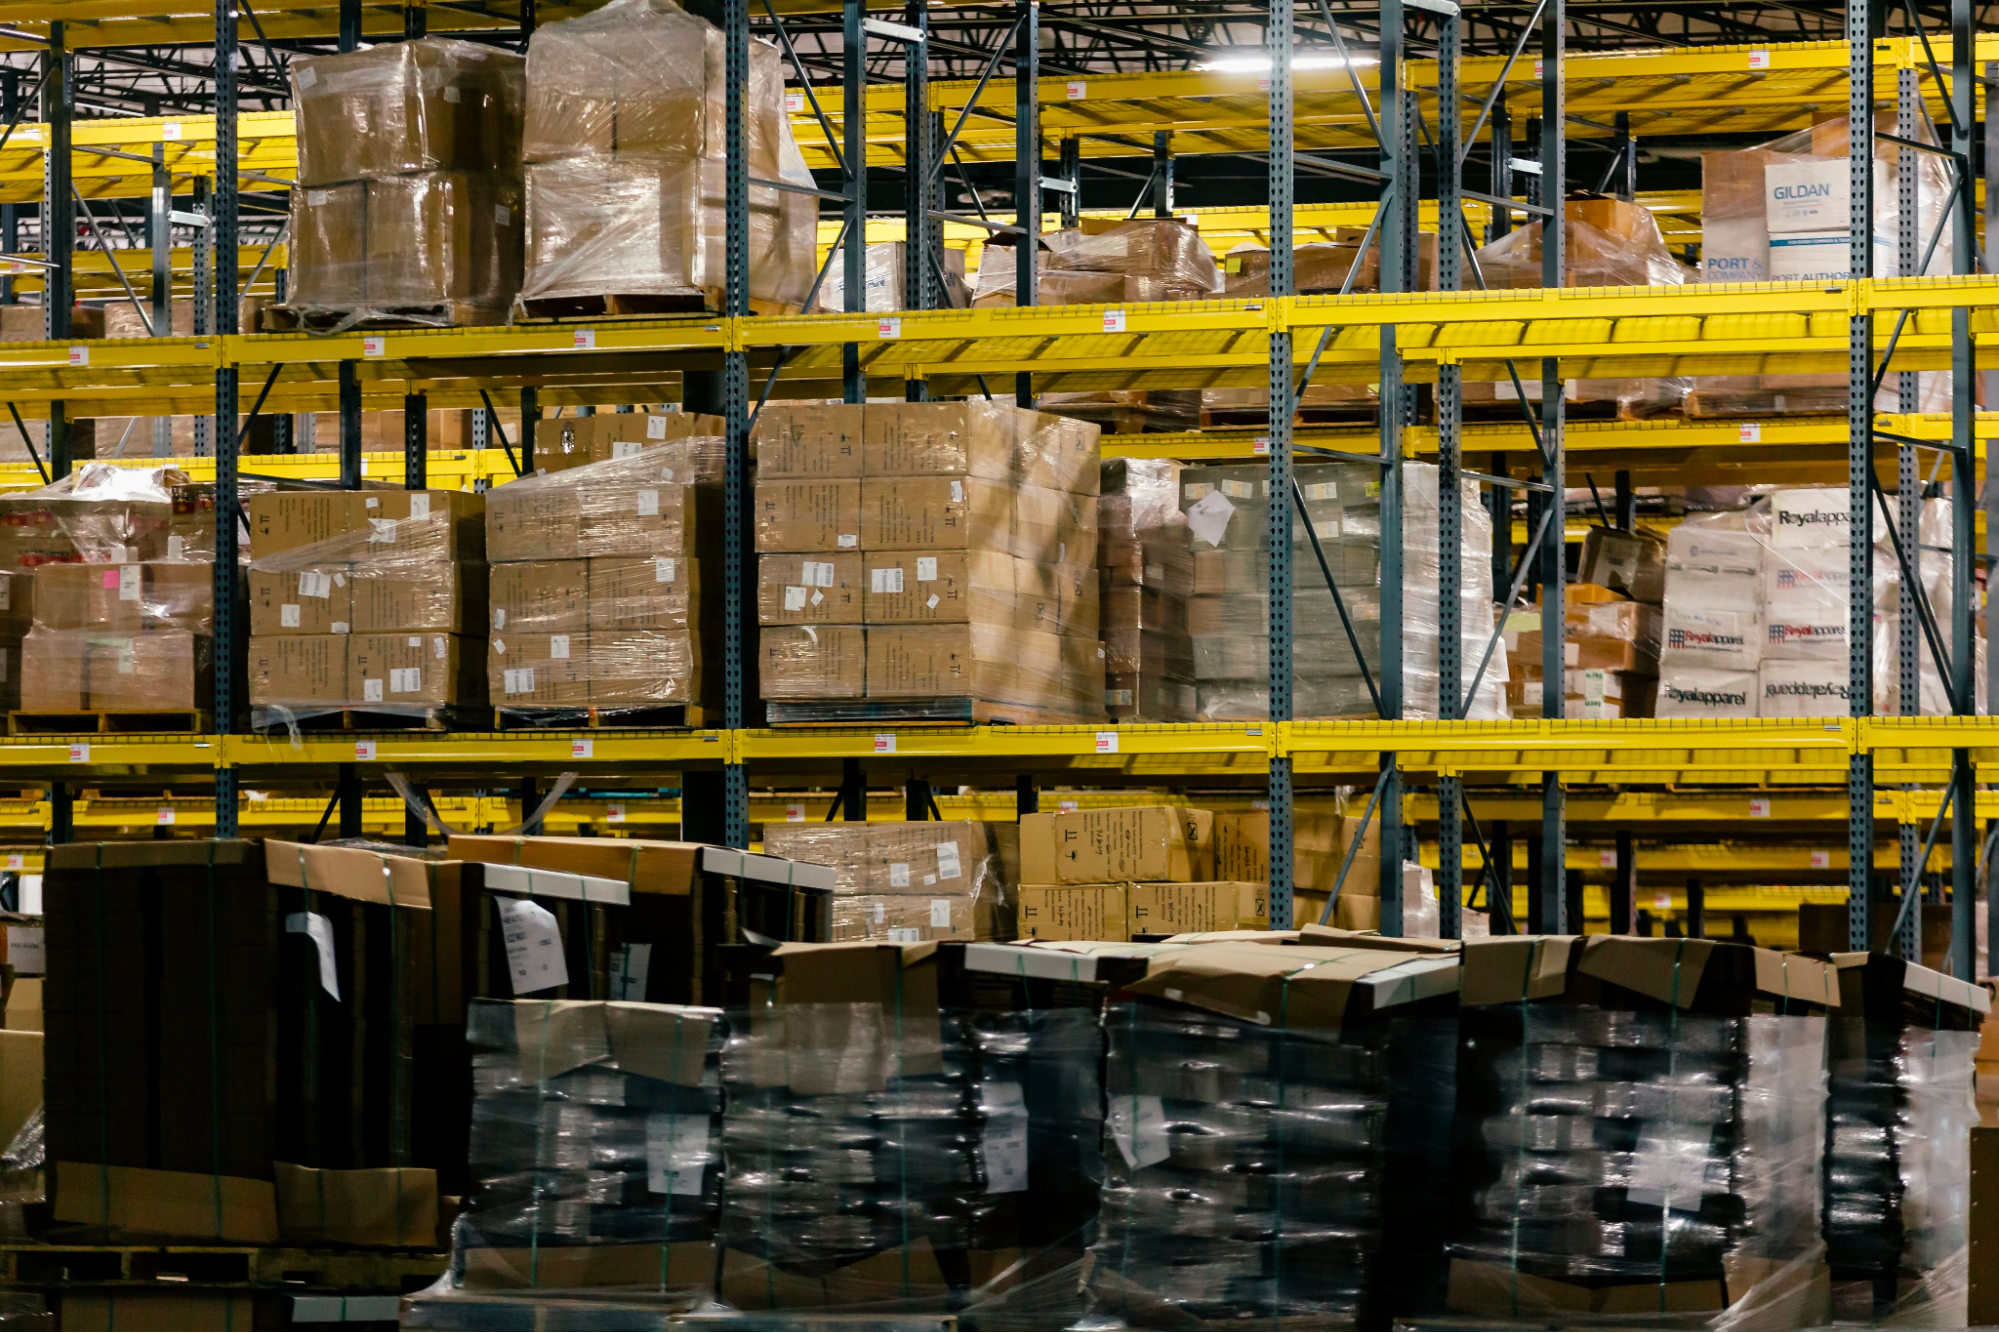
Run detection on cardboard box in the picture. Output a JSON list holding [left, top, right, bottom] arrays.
[[490, 632, 590, 707], [273, 1162, 439, 1248], [1017, 883, 1131, 940], [541, 410, 725, 474], [351, 559, 486, 633], [864, 623, 1056, 702], [87, 631, 210, 710], [0, 305, 105, 341], [755, 479, 860, 553], [250, 634, 348, 709], [1130, 881, 1268, 936], [1023, 806, 1215, 884], [19, 631, 86, 709], [32, 561, 214, 633], [862, 550, 984, 624], [293, 39, 524, 186], [860, 475, 1004, 551], [1215, 809, 1373, 896], [489, 558, 589, 635], [589, 555, 696, 630], [760, 625, 864, 698], [445, 834, 704, 899], [250, 565, 353, 636], [753, 402, 865, 478], [349, 632, 474, 709], [863, 401, 1016, 482], [1576, 527, 1667, 603], [290, 182, 369, 306], [577, 475, 696, 558], [367, 172, 524, 308], [757, 552, 863, 625], [0, 1029, 38, 1154], [865, 820, 991, 895], [589, 629, 699, 706], [832, 892, 976, 943], [53, 1161, 279, 1245]]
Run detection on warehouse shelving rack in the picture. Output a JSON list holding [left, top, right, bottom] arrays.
[[0, 0, 1995, 976]]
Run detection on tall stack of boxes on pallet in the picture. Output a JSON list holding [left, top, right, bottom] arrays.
[[1508, 527, 1667, 720], [754, 401, 1106, 721], [762, 820, 1009, 943], [1098, 459, 1195, 721]]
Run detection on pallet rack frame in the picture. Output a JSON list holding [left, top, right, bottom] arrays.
[[0, 0, 1990, 976]]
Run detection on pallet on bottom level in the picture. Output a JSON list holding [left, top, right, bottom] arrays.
[[261, 301, 509, 334], [1198, 406, 1382, 429], [401, 1289, 958, 1331], [0, 1241, 447, 1291], [249, 706, 478, 734], [765, 698, 1104, 726], [515, 291, 799, 321], [7, 710, 210, 737], [493, 705, 705, 730]]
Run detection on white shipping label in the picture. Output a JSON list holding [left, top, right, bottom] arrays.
[[872, 566, 904, 594], [498, 897, 568, 994], [936, 840, 963, 880], [1186, 490, 1236, 548], [1095, 732, 1119, 754], [786, 803, 806, 822], [926, 595, 940, 610], [281, 605, 301, 628], [389, 667, 422, 694], [838, 533, 858, 548], [1811, 850, 1832, 868], [783, 586, 808, 611], [5, 925, 42, 975], [1102, 309, 1127, 333], [494, 203, 512, 227], [888, 927, 922, 943], [655, 557, 676, 583], [116, 644, 137, 675], [810, 591, 823, 606], [443, 85, 461, 102], [610, 942, 652, 1000], [645, 1113, 711, 1195], [118, 566, 142, 602], [606, 802, 626, 823], [369, 518, 398, 543], [916, 557, 938, 582], [889, 862, 911, 888], [647, 414, 670, 440], [611, 440, 644, 460], [298, 65, 318, 88], [982, 1082, 1030, 1194], [1219, 479, 1257, 499], [300, 571, 332, 599], [284, 912, 340, 1000], [802, 560, 834, 587], [930, 898, 953, 928], [874, 733, 896, 753], [551, 634, 572, 659], [434, 636, 448, 659], [637, 488, 660, 517], [409, 494, 431, 520], [871, 903, 886, 924], [504, 668, 535, 695], [1109, 1094, 1172, 1169], [950, 480, 965, 503], [167, 536, 186, 560]]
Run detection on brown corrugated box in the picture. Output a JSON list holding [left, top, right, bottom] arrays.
[[273, 1162, 439, 1249], [19, 632, 82, 709], [860, 475, 1008, 551], [589, 555, 696, 630], [289, 182, 368, 306], [542, 411, 724, 475], [249, 565, 352, 635], [490, 631, 590, 707], [351, 560, 487, 633], [366, 172, 524, 308], [862, 550, 979, 624], [1130, 881, 1267, 936], [1017, 884, 1132, 940], [489, 559, 589, 634], [1021, 806, 1216, 884], [757, 552, 863, 625], [350, 632, 480, 709], [864, 820, 991, 895], [250, 634, 348, 708], [755, 479, 861, 553], [864, 622, 1039, 699], [445, 834, 705, 899], [863, 402, 1017, 480], [0, 306, 106, 341], [831, 893, 976, 943], [54, 1161, 278, 1245], [589, 629, 700, 706], [1216, 809, 1375, 896], [32, 561, 213, 633], [293, 40, 524, 186], [248, 489, 484, 560], [760, 625, 864, 698], [753, 403, 865, 478], [87, 631, 211, 709]]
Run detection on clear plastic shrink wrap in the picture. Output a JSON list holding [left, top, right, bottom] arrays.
[[1098, 459, 1194, 720], [246, 487, 487, 723], [519, 0, 815, 312], [1087, 940, 1460, 1327], [1691, 114, 1954, 417], [417, 1000, 726, 1311], [485, 441, 719, 716], [1820, 954, 1986, 1327], [1447, 936, 1837, 1329], [715, 941, 1109, 1318], [762, 820, 1010, 942], [970, 218, 1224, 307], [286, 39, 527, 324], [1181, 459, 1505, 721], [0, 462, 179, 568]]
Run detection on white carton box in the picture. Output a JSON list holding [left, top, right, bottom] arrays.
[[1767, 229, 1895, 282], [1700, 216, 1770, 283], [1768, 488, 1851, 551], [1656, 669, 1759, 719], [1763, 604, 1849, 662], [1661, 604, 1762, 671], [1764, 158, 1888, 233], [1758, 659, 1853, 716]]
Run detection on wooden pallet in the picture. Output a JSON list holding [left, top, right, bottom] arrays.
[[8, 710, 210, 736], [1463, 398, 1623, 424], [249, 706, 471, 734], [0, 1240, 446, 1290], [261, 300, 509, 334], [1683, 392, 1845, 419], [516, 290, 800, 321], [1199, 406, 1382, 429], [766, 697, 1104, 727], [493, 704, 705, 730]]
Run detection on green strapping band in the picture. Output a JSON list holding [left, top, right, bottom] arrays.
[[1658, 937, 1686, 1314], [528, 997, 553, 1288], [379, 856, 408, 1248]]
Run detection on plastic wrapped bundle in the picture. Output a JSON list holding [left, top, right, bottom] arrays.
[[810, 241, 971, 312], [763, 818, 1009, 942], [20, 627, 212, 712], [1449, 936, 1837, 1327], [0, 463, 180, 568], [293, 39, 524, 186], [971, 220, 1222, 307], [1821, 954, 1986, 1326], [429, 1000, 726, 1310], [1088, 940, 1460, 1326]]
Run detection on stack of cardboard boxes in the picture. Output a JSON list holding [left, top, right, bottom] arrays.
[[1098, 459, 1194, 720], [288, 39, 526, 321], [485, 444, 714, 716], [1016, 806, 1268, 938], [536, 408, 724, 474], [808, 241, 970, 311], [761, 819, 1007, 942], [754, 400, 1105, 720], [247, 488, 488, 720], [1507, 528, 1666, 720], [1217, 804, 1383, 929], [518, 0, 814, 313]]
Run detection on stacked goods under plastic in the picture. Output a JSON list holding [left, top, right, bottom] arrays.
[[429, 1000, 726, 1309], [537, 407, 723, 474], [485, 441, 719, 720], [761, 820, 1009, 943], [754, 400, 1105, 722], [1467, 195, 1694, 420], [808, 241, 971, 312], [1087, 938, 1461, 1325], [715, 940, 1116, 1314], [1508, 528, 1667, 720], [1821, 953, 1987, 1324], [1219, 230, 1441, 297], [1014, 806, 1268, 940], [1218, 805, 1385, 930], [1182, 460, 1505, 720], [1097, 459, 1194, 720], [1693, 114, 1952, 416], [1448, 936, 1837, 1326], [518, 0, 815, 314], [247, 487, 487, 724], [287, 39, 526, 324]]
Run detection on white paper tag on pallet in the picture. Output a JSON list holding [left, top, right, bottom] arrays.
[[645, 1113, 710, 1195], [285, 912, 341, 1000], [610, 942, 651, 999], [498, 897, 568, 994], [5, 926, 42, 976], [936, 841, 962, 880], [1109, 1094, 1171, 1168], [982, 1082, 1029, 1193]]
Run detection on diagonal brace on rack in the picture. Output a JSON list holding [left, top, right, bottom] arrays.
[[1868, 474, 1964, 714], [761, 0, 846, 179], [1292, 479, 1384, 716], [1320, 764, 1393, 926], [1463, 499, 1556, 714], [1887, 777, 1955, 955], [928, 12, 1026, 186]]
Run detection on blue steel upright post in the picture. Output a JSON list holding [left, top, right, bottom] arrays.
[[1376, 0, 1407, 935], [1434, 3, 1463, 939], [723, 0, 752, 848], [1266, 0, 1295, 929], [213, 0, 242, 835], [1535, 1, 1566, 933], [1847, 0, 1876, 952]]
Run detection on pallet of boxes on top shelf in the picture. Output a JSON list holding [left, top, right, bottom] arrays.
[[484, 437, 721, 727], [279, 38, 527, 331], [752, 399, 1106, 724], [514, 0, 815, 317], [1097, 459, 1194, 721], [245, 485, 488, 730]]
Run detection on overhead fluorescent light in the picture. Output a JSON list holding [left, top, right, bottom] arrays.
[[1200, 53, 1379, 72]]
